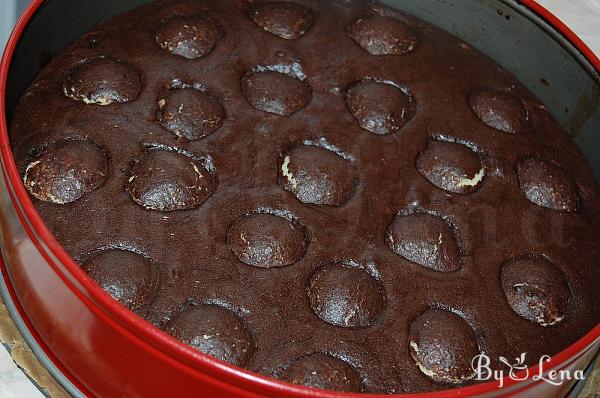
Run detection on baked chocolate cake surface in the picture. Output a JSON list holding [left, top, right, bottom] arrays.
[[9, 0, 600, 393]]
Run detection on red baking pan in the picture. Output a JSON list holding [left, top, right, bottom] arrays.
[[1, 0, 599, 397]]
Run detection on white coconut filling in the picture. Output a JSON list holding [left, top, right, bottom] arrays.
[[410, 341, 439, 379], [513, 283, 564, 327], [281, 156, 298, 189], [191, 163, 205, 178], [23, 160, 41, 185], [409, 340, 477, 384], [538, 314, 564, 327], [63, 85, 114, 106], [456, 167, 485, 188]]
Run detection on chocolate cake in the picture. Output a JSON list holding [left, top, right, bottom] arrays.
[[9, 0, 600, 393]]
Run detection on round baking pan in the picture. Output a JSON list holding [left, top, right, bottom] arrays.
[[1, 0, 599, 397]]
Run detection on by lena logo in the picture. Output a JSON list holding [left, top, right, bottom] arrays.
[[471, 352, 585, 388]]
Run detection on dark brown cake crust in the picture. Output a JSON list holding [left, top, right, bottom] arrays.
[[9, 0, 600, 393]]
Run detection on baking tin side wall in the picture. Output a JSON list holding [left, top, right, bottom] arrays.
[[5, 0, 152, 120]]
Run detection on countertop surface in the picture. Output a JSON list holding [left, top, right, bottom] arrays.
[[0, 1, 599, 397]]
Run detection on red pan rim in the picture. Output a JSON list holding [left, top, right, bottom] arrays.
[[0, 0, 599, 396]]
